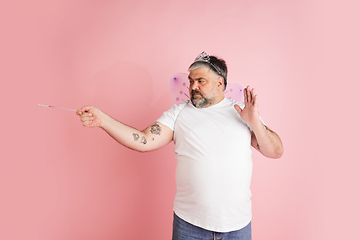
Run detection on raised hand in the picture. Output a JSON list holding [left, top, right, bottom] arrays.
[[76, 106, 103, 127], [234, 86, 260, 127]]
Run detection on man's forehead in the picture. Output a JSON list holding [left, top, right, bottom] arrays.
[[188, 75, 208, 80], [188, 67, 212, 79]]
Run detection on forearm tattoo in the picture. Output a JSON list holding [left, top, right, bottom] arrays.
[[133, 133, 140, 141], [141, 136, 147, 144], [133, 133, 147, 145], [133, 123, 160, 145], [150, 123, 161, 135]]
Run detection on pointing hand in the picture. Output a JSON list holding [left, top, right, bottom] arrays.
[[76, 106, 103, 127]]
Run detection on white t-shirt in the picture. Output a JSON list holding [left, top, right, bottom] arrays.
[[157, 97, 255, 232]]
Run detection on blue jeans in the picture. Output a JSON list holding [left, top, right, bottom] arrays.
[[172, 213, 252, 240]]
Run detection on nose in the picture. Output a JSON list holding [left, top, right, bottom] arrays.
[[190, 81, 199, 90]]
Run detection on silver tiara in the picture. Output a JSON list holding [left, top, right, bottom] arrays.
[[194, 51, 222, 75]]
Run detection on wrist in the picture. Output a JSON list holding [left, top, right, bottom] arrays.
[[248, 118, 264, 132], [98, 110, 108, 129]]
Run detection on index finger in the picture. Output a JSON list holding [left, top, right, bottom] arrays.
[[80, 106, 94, 113], [76, 106, 92, 115]]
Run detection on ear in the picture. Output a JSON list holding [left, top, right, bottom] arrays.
[[217, 77, 224, 89]]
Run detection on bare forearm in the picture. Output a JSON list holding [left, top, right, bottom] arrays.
[[100, 114, 150, 152], [250, 121, 283, 158], [99, 113, 172, 152]]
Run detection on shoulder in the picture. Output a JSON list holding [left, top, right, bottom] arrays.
[[167, 100, 189, 114], [157, 101, 189, 131], [226, 97, 245, 110]]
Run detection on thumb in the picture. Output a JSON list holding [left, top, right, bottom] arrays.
[[234, 104, 243, 115]]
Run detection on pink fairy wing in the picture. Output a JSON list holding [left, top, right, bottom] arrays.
[[168, 73, 190, 104], [224, 82, 244, 102]]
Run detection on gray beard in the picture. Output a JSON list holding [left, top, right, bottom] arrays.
[[191, 90, 213, 108]]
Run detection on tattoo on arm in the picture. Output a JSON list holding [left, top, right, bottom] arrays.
[[133, 133, 140, 141], [133, 133, 147, 144], [150, 123, 161, 135]]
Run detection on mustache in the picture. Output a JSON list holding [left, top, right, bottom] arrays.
[[191, 90, 204, 97]]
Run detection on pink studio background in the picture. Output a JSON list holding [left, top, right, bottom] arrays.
[[1, 0, 359, 240]]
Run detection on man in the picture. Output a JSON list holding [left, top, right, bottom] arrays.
[[76, 52, 283, 240]]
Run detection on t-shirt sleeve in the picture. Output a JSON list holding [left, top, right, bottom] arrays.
[[157, 101, 188, 131]]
